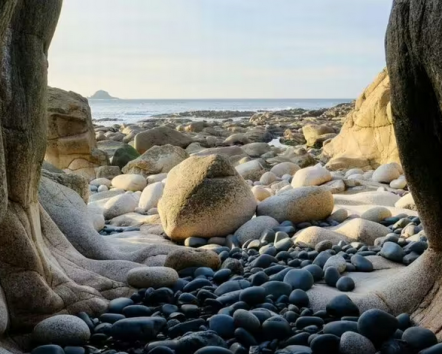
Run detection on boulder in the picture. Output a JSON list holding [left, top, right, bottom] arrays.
[[360, 207, 392, 223], [224, 134, 251, 145], [235, 160, 266, 181], [103, 193, 138, 219], [291, 165, 332, 187], [295, 227, 349, 248], [139, 182, 164, 211], [302, 124, 335, 147], [112, 174, 147, 191], [193, 146, 247, 159], [158, 155, 257, 241], [127, 267, 179, 289], [164, 248, 221, 271], [33, 315, 90, 346], [134, 126, 192, 154], [372, 163, 402, 183], [323, 69, 400, 170], [251, 186, 272, 201], [241, 143, 271, 157], [112, 144, 140, 169], [331, 218, 391, 245], [395, 193, 416, 211], [270, 162, 300, 177], [45, 87, 108, 180], [257, 187, 334, 223], [234, 216, 280, 245], [122, 145, 189, 177]]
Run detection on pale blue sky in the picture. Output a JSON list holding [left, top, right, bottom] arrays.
[[48, 0, 393, 99]]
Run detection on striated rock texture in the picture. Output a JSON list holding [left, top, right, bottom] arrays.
[[159, 155, 257, 241], [46, 87, 108, 180], [323, 69, 400, 170]]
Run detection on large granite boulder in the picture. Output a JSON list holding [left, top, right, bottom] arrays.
[[158, 155, 257, 241], [45, 87, 108, 180], [134, 126, 192, 154], [323, 69, 400, 170], [122, 145, 189, 177]]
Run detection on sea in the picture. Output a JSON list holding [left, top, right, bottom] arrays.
[[89, 98, 353, 125]]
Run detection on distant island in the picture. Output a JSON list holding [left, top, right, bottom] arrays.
[[89, 90, 118, 99]]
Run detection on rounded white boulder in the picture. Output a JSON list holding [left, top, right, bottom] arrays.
[[112, 174, 147, 191]]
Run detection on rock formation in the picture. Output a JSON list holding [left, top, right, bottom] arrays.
[[323, 69, 400, 170], [46, 87, 108, 180], [89, 90, 117, 99]]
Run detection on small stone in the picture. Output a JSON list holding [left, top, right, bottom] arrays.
[[33, 315, 91, 346], [289, 289, 309, 307], [326, 295, 360, 318], [185, 237, 208, 248], [195, 347, 232, 354], [111, 317, 166, 341], [310, 334, 340, 354], [336, 277, 355, 292], [324, 267, 340, 287], [127, 267, 179, 289], [262, 281, 292, 298], [380, 242, 405, 263], [303, 264, 324, 281], [323, 321, 358, 337], [350, 254, 373, 272], [315, 240, 333, 252], [324, 255, 347, 273], [402, 327, 438, 351], [233, 309, 261, 333], [339, 332, 376, 354], [31, 345, 65, 354], [262, 316, 291, 340], [239, 286, 266, 305], [108, 298, 134, 314], [358, 309, 399, 344], [283, 269, 314, 291], [209, 314, 235, 339]]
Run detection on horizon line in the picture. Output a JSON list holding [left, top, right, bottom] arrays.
[[88, 97, 355, 101]]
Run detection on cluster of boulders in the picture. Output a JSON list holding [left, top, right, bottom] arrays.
[[34, 81, 437, 354]]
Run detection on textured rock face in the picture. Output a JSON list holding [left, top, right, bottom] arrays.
[[46, 87, 108, 179], [323, 69, 400, 170], [159, 155, 257, 241]]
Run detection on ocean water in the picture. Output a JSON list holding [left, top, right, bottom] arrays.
[[89, 98, 353, 124]]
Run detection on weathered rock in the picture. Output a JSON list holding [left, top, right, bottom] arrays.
[[234, 216, 280, 245], [270, 162, 300, 177], [127, 267, 178, 289], [139, 182, 164, 211], [372, 163, 402, 183], [395, 193, 416, 211], [112, 174, 147, 191], [103, 193, 138, 219], [122, 145, 189, 177], [33, 315, 90, 346], [292, 165, 332, 187], [134, 126, 192, 154], [323, 69, 399, 170], [295, 227, 349, 247], [112, 144, 140, 169], [164, 248, 221, 271], [159, 155, 256, 240], [251, 185, 272, 201], [241, 143, 271, 157], [302, 124, 336, 147], [235, 160, 266, 181], [257, 187, 333, 223], [46, 87, 108, 179]]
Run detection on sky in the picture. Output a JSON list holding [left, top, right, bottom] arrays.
[[48, 0, 393, 99]]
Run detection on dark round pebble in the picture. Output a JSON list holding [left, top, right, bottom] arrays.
[[326, 295, 359, 318], [310, 334, 340, 354], [289, 289, 309, 308], [209, 314, 235, 338], [336, 277, 355, 292], [358, 309, 399, 344], [324, 267, 340, 287], [283, 269, 314, 291], [402, 326, 438, 351], [239, 286, 266, 305]]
